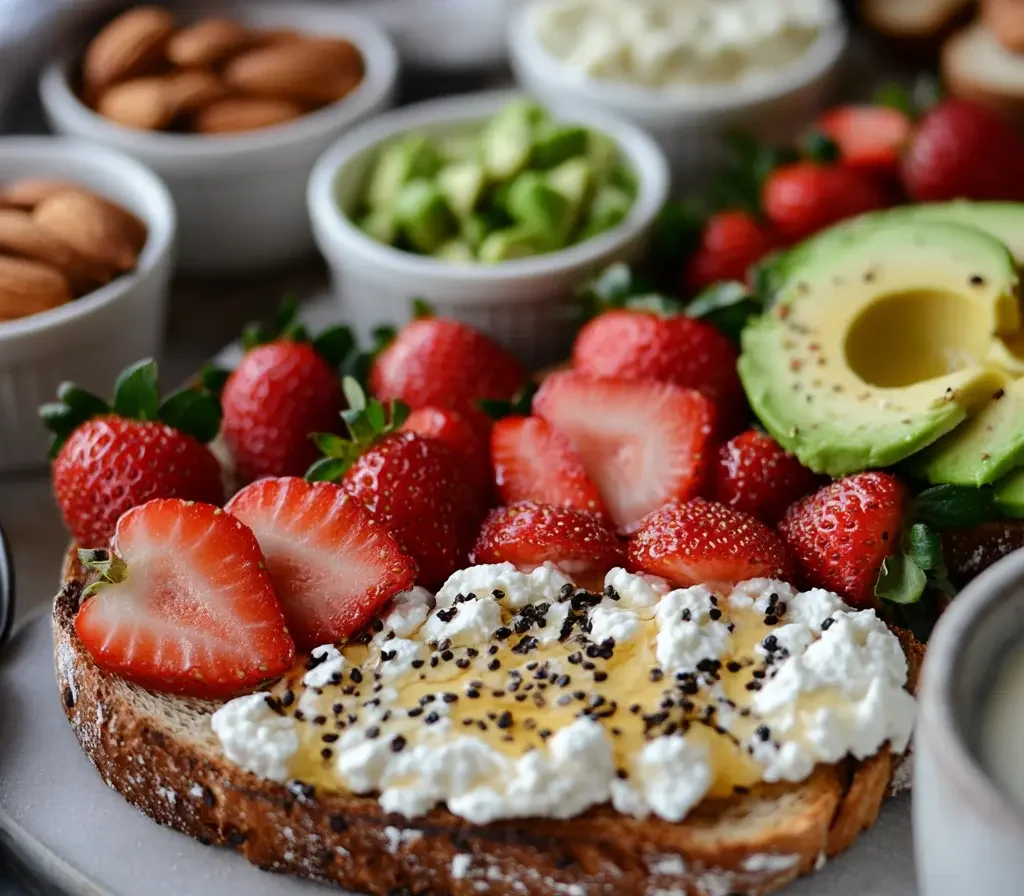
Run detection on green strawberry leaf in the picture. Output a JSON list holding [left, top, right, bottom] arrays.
[[801, 130, 840, 164], [412, 298, 435, 319], [873, 83, 915, 118], [158, 389, 221, 444], [306, 456, 348, 483], [875, 551, 928, 605], [389, 399, 410, 429], [56, 383, 109, 420], [312, 325, 356, 369], [893, 590, 941, 642], [686, 281, 762, 343], [199, 363, 231, 397], [624, 293, 686, 315], [112, 359, 160, 421], [649, 200, 705, 273], [914, 484, 997, 529], [479, 381, 539, 420], [908, 522, 943, 571], [343, 376, 367, 412]]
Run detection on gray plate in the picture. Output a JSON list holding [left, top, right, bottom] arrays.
[[0, 613, 917, 896]]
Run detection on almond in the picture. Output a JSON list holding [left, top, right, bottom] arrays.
[[33, 191, 144, 272], [0, 178, 82, 210], [0, 256, 71, 321], [83, 6, 176, 95], [222, 40, 364, 105], [166, 17, 252, 68], [0, 210, 114, 295], [96, 77, 179, 130], [167, 70, 231, 114], [194, 97, 305, 134]]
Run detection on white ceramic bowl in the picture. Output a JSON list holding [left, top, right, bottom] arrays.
[[39, 1, 398, 274], [307, 90, 670, 369], [508, 3, 848, 189], [915, 548, 1024, 895], [0, 137, 175, 473]]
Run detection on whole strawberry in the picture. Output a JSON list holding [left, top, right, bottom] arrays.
[[902, 99, 1024, 202], [686, 209, 777, 294], [571, 309, 747, 436], [309, 380, 482, 589], [220, 303, 347, 483], [41, 360, 224, 547], [778, 472, 907, 607], [402, 405, 492, 496], [763, 161, 891, 244], [711, 430, 821, 526], [370, 310, 527, 418]]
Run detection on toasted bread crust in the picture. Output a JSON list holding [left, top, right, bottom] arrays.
[[52, 565, 918, 896]]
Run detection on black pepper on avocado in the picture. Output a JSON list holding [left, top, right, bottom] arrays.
[[351, 100, 638, 263]]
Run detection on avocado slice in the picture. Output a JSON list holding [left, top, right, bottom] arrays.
[[738, 218, 1019, 476], [434, 238, 475, 264], [436, 131, 480, 164], [393, 179, 455, 254], [366, 135, 441, 211], [995, 467, 1024, 518], [913, 378, 1024, 486], [769, 202, 1024, 301], [505, 171, 573, 244], [578, 184, 632, 241], [357, 207, 398, 245], [532, 123, 589, 169], [548, 158, 592, 213], [481, 100, 547, 181], [437, 162, 486, 219], [478, 227, 546, 263]]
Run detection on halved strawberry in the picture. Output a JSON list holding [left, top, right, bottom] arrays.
[[471, 501, 623, 575], [491, 416, 606, 515], [628, 499, 788, 588], [226, 477, 417, 650], [815, 105, 912, 179], [532, 371, 716, 533], [75, 499, 295, 698]]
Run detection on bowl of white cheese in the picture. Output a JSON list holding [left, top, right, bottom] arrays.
[[915, 548, 1024, 895], [509, 0, 848, 188]]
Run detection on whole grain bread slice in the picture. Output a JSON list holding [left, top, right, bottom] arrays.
[[52, 553, 923, 896]]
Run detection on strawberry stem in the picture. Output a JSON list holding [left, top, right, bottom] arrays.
[[79, 548, 128, 596]]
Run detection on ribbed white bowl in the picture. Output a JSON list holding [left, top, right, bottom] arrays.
[[307, 90, 670, 369], [0, 138, 176, 473]]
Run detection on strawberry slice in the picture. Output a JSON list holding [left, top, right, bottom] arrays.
[[471, 501, 623, 574], [532, 371, 716, 533], [226, 477, 417, 650], [815, 105, 912, 178], [75, 498, 295, 698], [491, 416, 607, 516], [628, 499, 788, 588]]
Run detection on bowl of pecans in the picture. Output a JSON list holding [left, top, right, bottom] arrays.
[[40, 2, 398, 273]]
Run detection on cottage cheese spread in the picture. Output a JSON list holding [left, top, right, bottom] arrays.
[[212, 565, 914, 825], [529, 0, 841, 89]]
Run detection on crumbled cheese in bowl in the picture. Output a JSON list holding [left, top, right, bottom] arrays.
[[529, 0, 842, 89], [211, 565, 914, 825]]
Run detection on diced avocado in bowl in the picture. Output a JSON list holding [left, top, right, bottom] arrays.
[[348, 99, 637, 264]]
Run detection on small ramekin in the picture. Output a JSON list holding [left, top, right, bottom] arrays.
[[307, 90, 670, 369], [508, 3, 849, 188], [39, 1, 398, 274], [915, 547, 1024, 895], [0, 137, 175, 473]]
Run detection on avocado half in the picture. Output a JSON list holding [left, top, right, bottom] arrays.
[[739, 216, 1020, 477]]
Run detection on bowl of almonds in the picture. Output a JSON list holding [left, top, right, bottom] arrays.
[[0, 137, 175, 473], [40, 2, 398, 274]]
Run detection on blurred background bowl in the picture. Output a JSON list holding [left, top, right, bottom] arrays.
[[508, 1, 849, 189], [307, 89, 669, 369], [39, 1, 399, 275], [0, 137, 175, 473]]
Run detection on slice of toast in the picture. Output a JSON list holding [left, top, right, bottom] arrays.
[[52, 554, 923, 896], [943, 19, 1024, 126]]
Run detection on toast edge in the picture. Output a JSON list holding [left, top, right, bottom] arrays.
[[51, 559, 914, 896]]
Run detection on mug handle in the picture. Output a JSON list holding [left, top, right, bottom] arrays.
[[0, 521, 14, 649]]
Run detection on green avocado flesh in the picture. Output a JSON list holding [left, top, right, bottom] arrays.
[[739, 217, 1020, 477], [995, 467, 1024, 518], [353, 100, 636, 263]]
